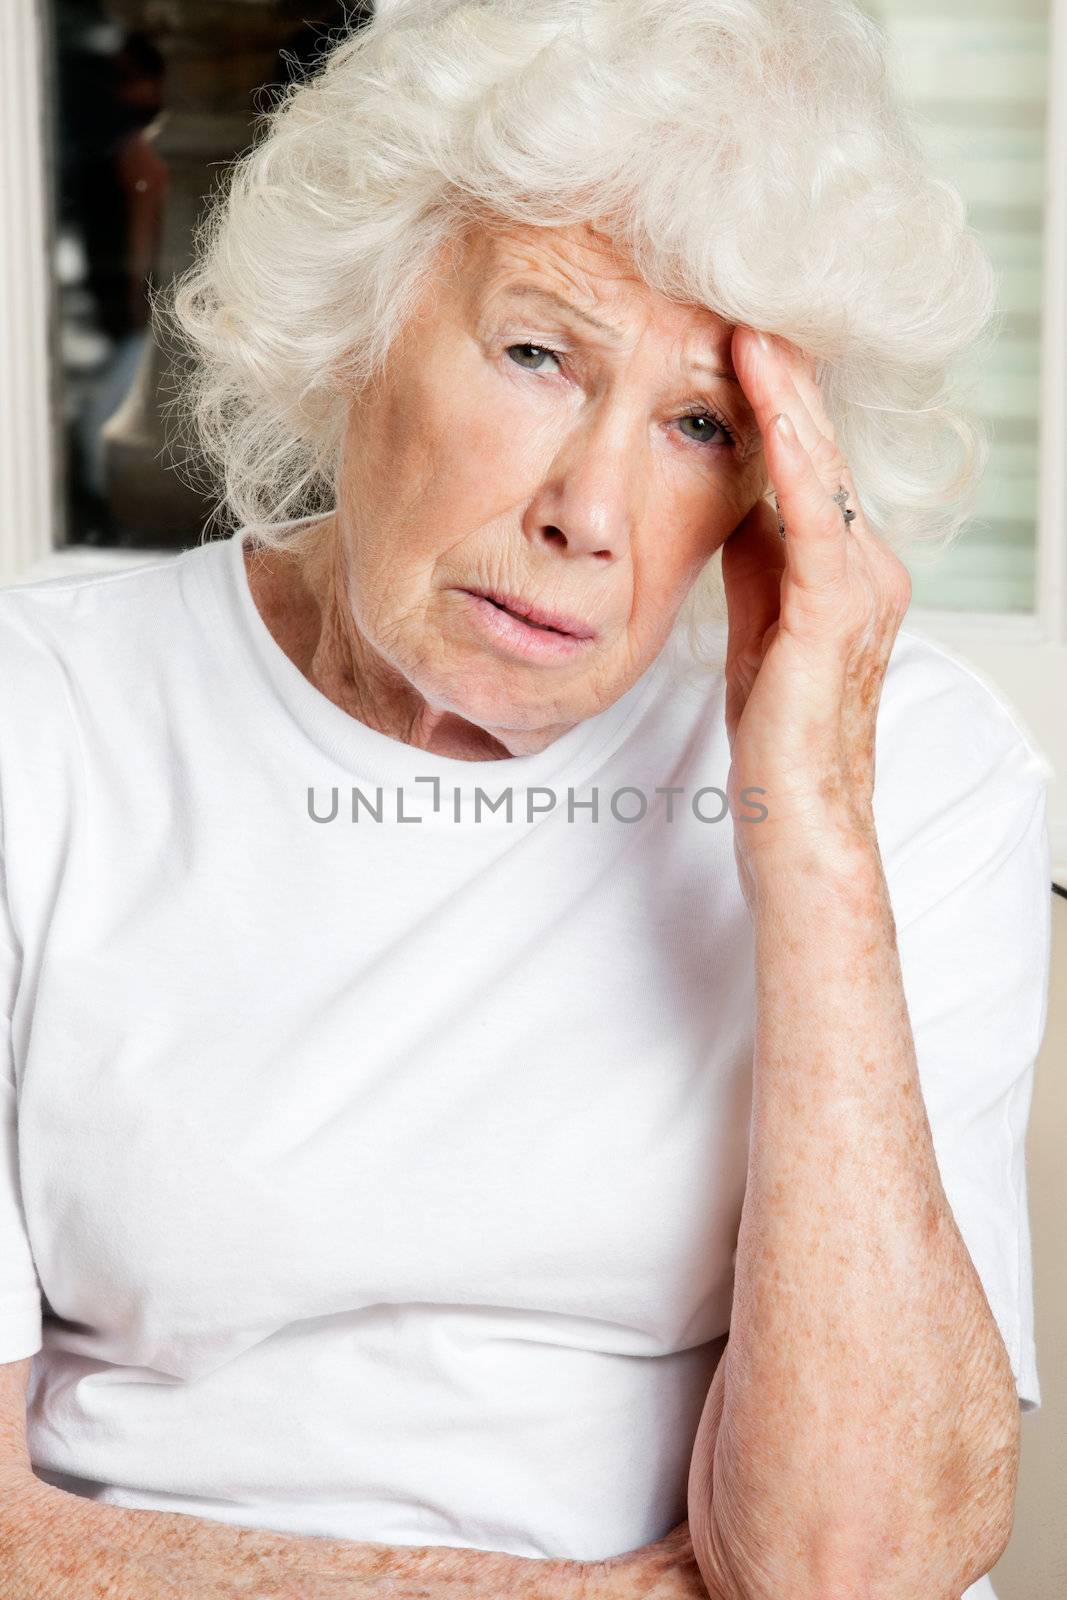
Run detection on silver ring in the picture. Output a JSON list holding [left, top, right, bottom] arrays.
[[832, 487, 857, 527], [775, 486, 856, 538]]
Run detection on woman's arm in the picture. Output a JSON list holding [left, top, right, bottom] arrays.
[[692, 830, 1019, 1600], [1, 1474, 579, 1600], [0, 1469, 716, 1600], [685, 330, 1021, 1600], [0, 1356, 580, 1600], [0, 1356, 714, 1600]]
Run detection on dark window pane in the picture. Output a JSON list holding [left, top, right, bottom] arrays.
[[48, 0, 369, 553]]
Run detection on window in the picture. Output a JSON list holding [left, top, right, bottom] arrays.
[[869, 0, 1050, 615], [43, 0, 364, 556]]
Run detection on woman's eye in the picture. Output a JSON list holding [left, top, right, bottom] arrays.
[[506, 343, 562, 375], [678, 411, 737, 449]]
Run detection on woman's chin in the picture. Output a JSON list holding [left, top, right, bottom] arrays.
[[421, 667, 589, 754]]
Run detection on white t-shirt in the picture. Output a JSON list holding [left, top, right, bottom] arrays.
[[0, 520, 1051, 1594]]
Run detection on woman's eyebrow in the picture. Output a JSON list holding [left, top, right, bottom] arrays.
[[495, 283, 743, 387], [688, 357, 745, 390], [495, 282, 623, 339]]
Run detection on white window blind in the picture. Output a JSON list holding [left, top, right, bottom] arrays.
[[867, 0, 1050, 613]]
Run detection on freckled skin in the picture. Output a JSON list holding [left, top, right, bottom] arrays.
[[690, 837, 1022, 1600], [682, 335, 1021, 1595]]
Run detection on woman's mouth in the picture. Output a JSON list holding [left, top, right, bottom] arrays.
[[456, 588, 597, 660], [462, 587, 596, 639]]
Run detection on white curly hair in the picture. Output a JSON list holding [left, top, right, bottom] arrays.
[[160, 0, 1001, 663]]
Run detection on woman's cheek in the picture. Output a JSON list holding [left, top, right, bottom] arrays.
[[653, 461, 740, 572], [466, 386, 565, 495]]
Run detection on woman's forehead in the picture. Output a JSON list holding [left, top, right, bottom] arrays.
[[458, 218, 733, 342]]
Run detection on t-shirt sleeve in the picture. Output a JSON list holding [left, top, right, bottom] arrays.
[[879, 698, 1051, 1413], [0, 849, 43, 1364]]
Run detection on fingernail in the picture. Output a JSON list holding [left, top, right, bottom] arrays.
[[755, 330, 773, 353], [773, 412, 797, 445]]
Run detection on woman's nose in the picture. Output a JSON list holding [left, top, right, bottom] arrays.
[[521, 413, 642, 559]]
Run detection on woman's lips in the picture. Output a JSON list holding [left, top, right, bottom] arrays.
[[460, 586, 597, 640], [456, 588, 597, 660]]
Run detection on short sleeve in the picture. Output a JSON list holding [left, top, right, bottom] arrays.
[[884, 770, 1050, 1413], [0, 849, 43, 1364]]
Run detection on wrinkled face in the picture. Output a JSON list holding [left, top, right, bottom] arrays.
[[332, 217, 767, 752]]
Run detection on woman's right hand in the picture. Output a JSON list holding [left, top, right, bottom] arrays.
[[581, 1518, 716, 1598]]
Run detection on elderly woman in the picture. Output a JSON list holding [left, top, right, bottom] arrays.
[[0, 0, 1051, 1597]]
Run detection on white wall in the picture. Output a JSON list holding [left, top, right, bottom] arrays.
[[990, 889, 1067, 1599]]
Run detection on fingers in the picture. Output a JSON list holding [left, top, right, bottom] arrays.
[[731, 325, 869, 594], [733, 328, 828, 464], [766, 410, 850, 593], [731, 327, 860, 515], [775, 339, 833, 444]]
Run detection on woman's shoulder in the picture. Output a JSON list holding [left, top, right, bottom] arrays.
[[0, 544, 216, 703], [0, 548, 190, 648], [0, 546, 222, 809], [872, 624, 1052, 877]]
